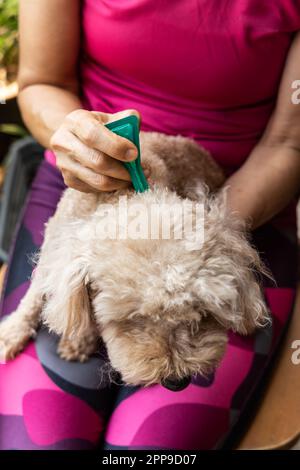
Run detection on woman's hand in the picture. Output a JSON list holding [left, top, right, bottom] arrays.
[[50, 109, 140, 192]]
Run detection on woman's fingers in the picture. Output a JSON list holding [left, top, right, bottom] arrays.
[[55, 129, 132, 181], [57, 151, 131, 192], [50, 108, 141, 193], [66, 110, 138, 162], [62, 174, 95, 193], [93, 108, 141, 126]]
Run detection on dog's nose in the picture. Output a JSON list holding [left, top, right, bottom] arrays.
[[161, 376, 191, 392]]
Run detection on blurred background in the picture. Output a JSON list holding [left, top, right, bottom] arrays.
[[0, 0, 40, 266], [0, 0, 24, 153], [0, 0, 18, 84]]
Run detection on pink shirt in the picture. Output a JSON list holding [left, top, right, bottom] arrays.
[[46, 0, 300, 174]]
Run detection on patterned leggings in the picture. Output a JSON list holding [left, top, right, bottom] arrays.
[[0, 160, 297, 450]]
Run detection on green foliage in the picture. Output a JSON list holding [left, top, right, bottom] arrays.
[[0, 124, 26, 137], [0, 0, 18, 76]]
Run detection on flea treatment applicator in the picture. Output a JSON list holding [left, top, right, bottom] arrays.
[[105, 115, 149, 193]]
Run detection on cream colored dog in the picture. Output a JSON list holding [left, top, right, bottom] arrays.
[[0, 132, 269, 389]]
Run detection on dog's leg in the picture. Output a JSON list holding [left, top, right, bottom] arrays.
[[0, 282, 43, 362]]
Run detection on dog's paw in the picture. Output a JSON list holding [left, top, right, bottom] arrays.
[[57, 334, 98, 363], [0, 314, 37, 363]]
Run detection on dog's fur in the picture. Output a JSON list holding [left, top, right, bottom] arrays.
[[0, 132, 269, 386]]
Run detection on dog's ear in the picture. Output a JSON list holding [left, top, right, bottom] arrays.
[[40, 256, 94, 339], [191, 193, 271, 335], [192, 266, 270, 335], [64, 273, 92, 339], [212, 277, 270, 335]]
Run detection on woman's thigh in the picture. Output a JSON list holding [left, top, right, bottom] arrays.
[[103, 222, 298, 450], [0, 161, 117, 450]]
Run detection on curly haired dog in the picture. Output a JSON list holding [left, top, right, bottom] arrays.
[[0, 132, 269, 390]]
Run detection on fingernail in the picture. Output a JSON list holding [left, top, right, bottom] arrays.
[[126, 148, 138, 161]]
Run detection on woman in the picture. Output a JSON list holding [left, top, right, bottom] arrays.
[[0, 0, 300, 450]]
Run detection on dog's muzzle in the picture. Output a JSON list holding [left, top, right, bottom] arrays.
[[161, 376, 191, 392]]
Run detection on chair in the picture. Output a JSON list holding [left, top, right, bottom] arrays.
[[236, 280, 300, 449], [0, 137, 43, 263]]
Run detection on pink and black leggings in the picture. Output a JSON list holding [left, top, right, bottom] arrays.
[[0, 160, 297, 450]]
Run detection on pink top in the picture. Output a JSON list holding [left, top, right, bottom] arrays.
[[46, 0, 300, 175]]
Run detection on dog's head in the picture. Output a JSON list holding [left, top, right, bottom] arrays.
[[43, 133, 269, 389], [80, 187, 269, 388]]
